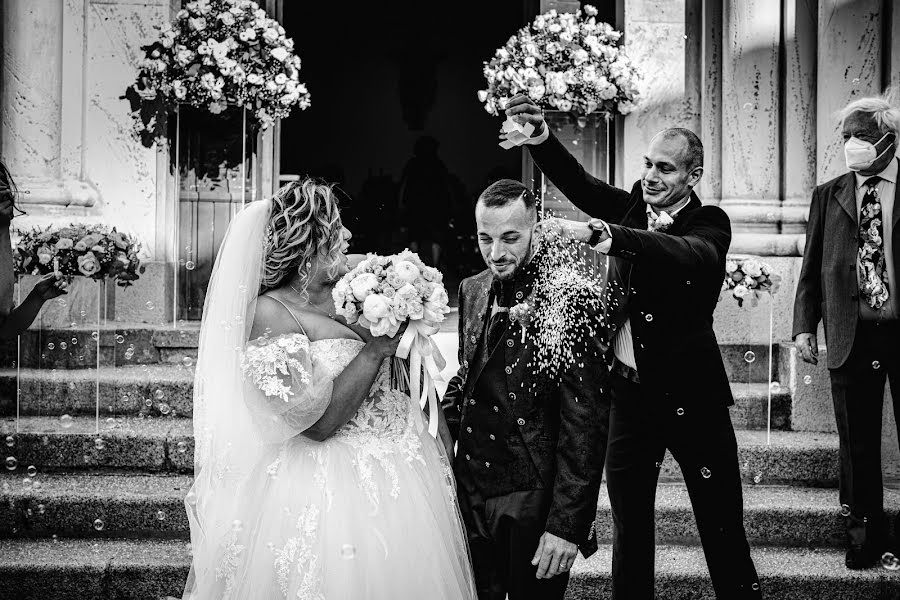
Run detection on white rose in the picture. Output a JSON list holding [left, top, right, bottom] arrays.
[[742, 259, 762, 278], [524, 56, 536, 68], [548, 23, 562, 33], [274, 73, 288, 84], [362, 293, 392, 322], [246, 73, 263, 85], [733, 284, 751, 299], [349, 272, 379, 301], [263, 28, 279, 43], [189, 17, 206, 31], [560, 31, 573, 43], [477, 89, 488, 102], [208, 101, 227, 114], [394, 260, 421, 283], [173, 80, 187, 99], [558, 99, 573, 112], [725, 260, 738, 274], [270, 47, 289, 62], [219, 11, 235, 26], [573, 49, 589, 65], [528, 84, 545, 101], [239, 28, 256, 42], [265, 80, 278, 92]]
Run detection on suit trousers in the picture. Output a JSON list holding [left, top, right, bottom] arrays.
[[829, 320, 900, 550], [457, 487, 569, 600], [604, 373, 762, 599]]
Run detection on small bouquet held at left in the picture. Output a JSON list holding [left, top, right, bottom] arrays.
[[13, 224, 144, 288], [333, 250, 450, 437]]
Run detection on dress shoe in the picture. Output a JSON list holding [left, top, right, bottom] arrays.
[[846, 544, 878, 569]]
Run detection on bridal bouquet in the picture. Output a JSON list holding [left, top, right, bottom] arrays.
[[721, 256, 781, 308], [13, 224, 143, 288], [478, 4, 641, 121], [333, 250, 450, 437], [126, 0, 309, 145]]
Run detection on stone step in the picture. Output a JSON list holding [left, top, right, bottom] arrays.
[[0, 365, 194, 418], [5, 472, 892, 548], [0, 322, 200, 369], [0, 472, 191, 539], [2, 416, 837, 484], [594, 483, 900, 548], [0, 365, 790, 430], [0, 538, 897, 600]]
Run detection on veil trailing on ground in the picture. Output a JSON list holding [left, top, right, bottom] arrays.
[[181, 198, 271, 598]]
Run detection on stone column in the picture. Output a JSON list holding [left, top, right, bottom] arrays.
[[718, 0, 782, 251], [816, 0, 883, 183], [0, 0, 97, 207], [697, 0, 722, 205], [780, 0, 817, 246]]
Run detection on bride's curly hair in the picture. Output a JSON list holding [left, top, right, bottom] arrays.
[[261, 178, 344, 293]]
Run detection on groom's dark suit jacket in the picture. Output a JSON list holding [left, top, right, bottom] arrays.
[[528, 132, 734, 409], [793, 166, 900, 368], [443, 261, 608, 555]]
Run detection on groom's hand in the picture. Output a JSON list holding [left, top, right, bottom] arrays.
[[503, 94, 546, 139], [531, 531, 577, 579]]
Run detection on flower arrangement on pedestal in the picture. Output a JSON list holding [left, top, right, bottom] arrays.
[[13, 225, 143, 288], [125, 0, 309, 146], [721, 256, 781, 308], [477, 4, 641, 123]]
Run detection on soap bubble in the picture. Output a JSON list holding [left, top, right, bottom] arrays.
[[91, 331, 100, 341], [700, 467, 711, 479], [155, 389, 165, 400], [852, 77, 861, 85], [60, 414, 73, 429], [37, 504, 45, 515], [840, 504, 851, 517], [94, 438, 106, 451], [743, 351, 756, 363], [146, 301, 155, 310], [115, 335, 125, 344], [341, 544, 356, 559], [68, 382, 76, 391], [753, 472, 763, 484], [182, 357, 194, 367], [71, 338, 78, 345], [4, 436, 13, 448], [93, 518, 105, 531], [156, 510, 166, 521], [5, 457, 17, 470], [177, 441, 187, 454], [872, 360, 881, 370], [144, 399, 153, 407], [803, 375, 812, 385], [47, 343, 55, 350], [769, 381, 781, 393], [26, 465, 36, 477], [881, 552, 900, 571], [158, 403, 171, 416], [56, 299, 66, 308], [232, 519, 243, 532], [742, 102, 754, 112], [185, 261, 195, 271]]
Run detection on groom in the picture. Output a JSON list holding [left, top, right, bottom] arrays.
[[442, 178, 608, 600], [504, 94, 762, 598]]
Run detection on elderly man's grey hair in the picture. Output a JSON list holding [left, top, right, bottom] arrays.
[[839, 85, 900, 135]]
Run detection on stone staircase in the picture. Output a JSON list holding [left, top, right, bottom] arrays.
[[1, 324, 900, 599]]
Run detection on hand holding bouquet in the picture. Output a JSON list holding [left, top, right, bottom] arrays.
[[333, 250, 450, 437]]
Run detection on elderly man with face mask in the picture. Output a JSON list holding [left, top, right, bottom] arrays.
[[504, 94, 762, 599], [442, 178, 609, 600], [794, 90, 900, 569]]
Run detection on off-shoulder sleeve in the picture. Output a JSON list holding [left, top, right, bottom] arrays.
[[240, 334, 334, 442]]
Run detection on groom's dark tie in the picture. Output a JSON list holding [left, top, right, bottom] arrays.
[[487, 281, 511, 351]]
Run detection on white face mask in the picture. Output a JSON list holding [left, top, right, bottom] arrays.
[[844, 132, 894, 171]]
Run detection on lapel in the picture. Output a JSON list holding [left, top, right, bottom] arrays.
[[461, 271, 492, 392], [835, 172, 858, 227]]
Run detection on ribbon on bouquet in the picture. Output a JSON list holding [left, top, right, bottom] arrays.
[[395, 319, 447, 438]]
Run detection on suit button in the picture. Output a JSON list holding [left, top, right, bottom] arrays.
[[466, 426, 472, 433], [676, 408, 685, 416], [507, 339, 514, 348], [508, 392, 516, 401], [517, 418, 525, 426], [610, 323, 617, 331], [505, 366, 512, 375], [463, 360, 469, 369], [465, 454, 471, 460], [645, 313, 654, 322]]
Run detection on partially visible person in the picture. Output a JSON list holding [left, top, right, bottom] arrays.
[[0, 161, 66, 340], [398, 135, 454, 267], [793, 88, 900, 569]]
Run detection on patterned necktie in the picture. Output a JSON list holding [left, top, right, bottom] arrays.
[[858, 176, 890, 309]]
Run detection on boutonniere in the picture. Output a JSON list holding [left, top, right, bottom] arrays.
[[650, 210, 674, 232], [509, 301, 532, 343]]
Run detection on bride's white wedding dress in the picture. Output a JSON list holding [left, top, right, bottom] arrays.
[[180, 199, 475, 599]]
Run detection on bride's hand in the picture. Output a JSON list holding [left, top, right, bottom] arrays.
[[363, 322, 409, 359]]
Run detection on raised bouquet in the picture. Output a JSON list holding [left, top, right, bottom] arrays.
[[478, 4, 640, 122], [333, 250, 450, 437], [13, 224, 143, 288], [721, 256, 781, 308], [126, 0, 310, 145]]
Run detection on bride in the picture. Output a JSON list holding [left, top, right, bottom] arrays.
[[181, 179, 476, 599]]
